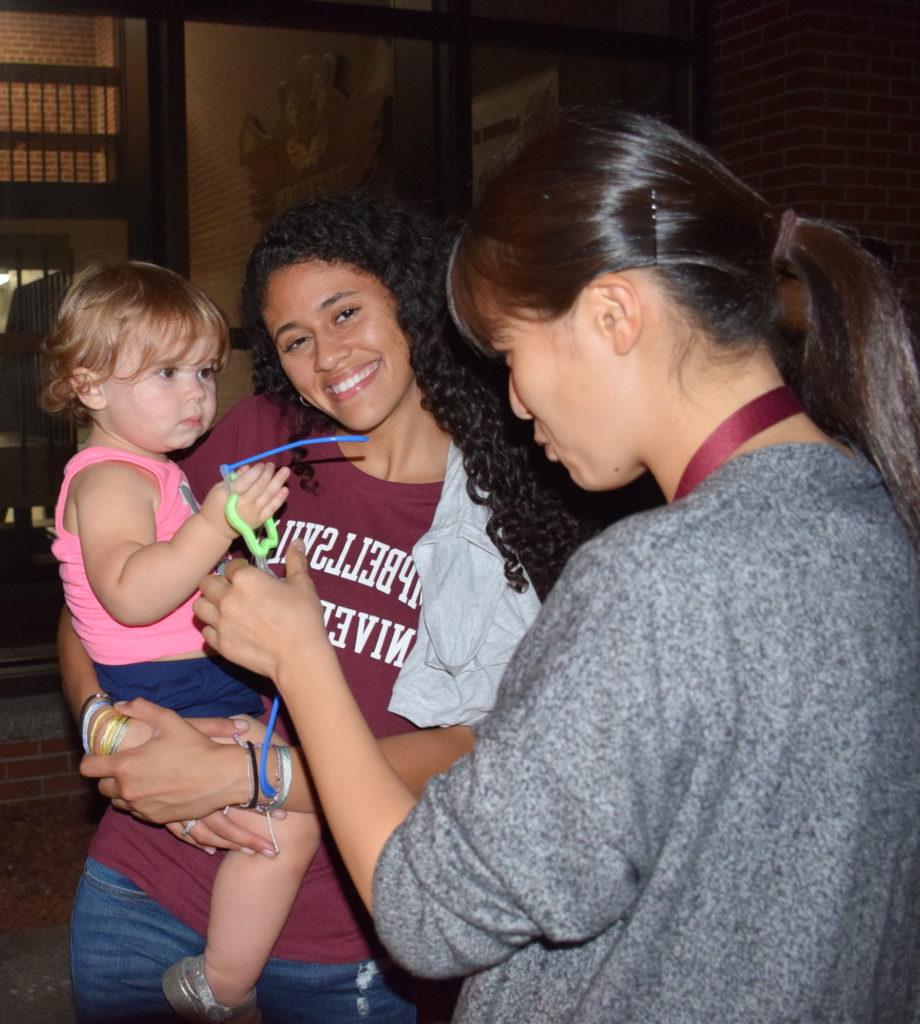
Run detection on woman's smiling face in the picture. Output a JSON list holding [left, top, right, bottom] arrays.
[[263, 260, 422, 436]]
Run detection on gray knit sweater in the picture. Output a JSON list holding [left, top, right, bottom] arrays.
[[373, 444, 920, 1023]]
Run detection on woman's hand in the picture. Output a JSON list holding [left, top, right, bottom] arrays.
[[165, 805, 290, 858], [194, 542, 326, 687], [80, 698, 249, 822]]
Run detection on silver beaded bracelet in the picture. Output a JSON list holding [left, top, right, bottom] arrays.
[[80, 692, 113, 755], [261, 744, 293, 811]]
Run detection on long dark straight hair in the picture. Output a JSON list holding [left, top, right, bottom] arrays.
[[450, 109, 920, 549]]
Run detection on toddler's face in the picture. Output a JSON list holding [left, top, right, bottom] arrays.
[[87, 333, 221, 456]]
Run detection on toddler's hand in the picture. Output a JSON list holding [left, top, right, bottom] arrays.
[[201, 463, 290, 540], [225, 462, 291, 530]]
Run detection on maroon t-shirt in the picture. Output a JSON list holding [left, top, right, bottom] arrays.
[[88, 393, 442, 962]]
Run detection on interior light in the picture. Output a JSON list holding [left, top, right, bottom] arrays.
[[0, 272, 10, 286]]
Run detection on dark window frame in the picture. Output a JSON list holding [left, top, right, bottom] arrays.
[[0, 0, 711, 264]]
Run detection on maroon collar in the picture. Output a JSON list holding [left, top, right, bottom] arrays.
[[673, 386, 803, 501]]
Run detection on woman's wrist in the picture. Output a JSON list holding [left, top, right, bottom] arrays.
[[222, 740, 255, 807], [274, 639, 336, 695]]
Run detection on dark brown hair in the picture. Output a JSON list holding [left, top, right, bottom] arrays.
[[240, 192, 599, 597], [451, 109, 920, 549]]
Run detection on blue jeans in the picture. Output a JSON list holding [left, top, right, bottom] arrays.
[[70, 858, 416, 1024]]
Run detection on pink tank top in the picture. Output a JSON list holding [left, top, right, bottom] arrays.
[[53, 447, 208, 664]]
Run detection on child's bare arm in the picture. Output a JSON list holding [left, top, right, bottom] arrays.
[[75, 461, 289, 625]]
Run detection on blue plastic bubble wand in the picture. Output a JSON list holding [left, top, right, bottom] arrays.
[[221, 434, 368, 797]]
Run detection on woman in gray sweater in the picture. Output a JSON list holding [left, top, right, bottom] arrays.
[[194, 110, 920, 1022]]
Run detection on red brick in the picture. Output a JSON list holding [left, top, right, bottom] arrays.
[[869, 131, 904, 150], [785, 144, 846, 166], [888, 151, 918, 170], [743, 1, 792, 33], [868, 206, 912, 223], [745, 36, 786, 69], [770, 126, 818, 150], [848, 0, 903, 21], [0, 778, 43, 802], [784, 28, 831, 56], [811, 69, 844, 91], [789, 89, 830, 109], [716, 52, 748, 78], [723, 66, 763, 94], [825, 14, 873, 38], [824, 166, 868, 187], [890, 40, 919, 61], [847, 73, 891, 95], [781, 182, 836, 204], [41, 736, 79, 754], [728, 98, 767, 124], [823, 90, 870, 112], [847, 148, 881, 167], [0, 739, 40, 758], [760, 52, 810, 80], [824, 52, 871, 74], [872, 57, 915, 79], [6, 753, 71, 779], [871, 169, 911, 189], [720, 137, 765, 163], [43, 772, 93, 796], [719, 19, 765, 51], [788, 109, 843, 130], [746, 112, 789, 138], [890, 116, 920, 136], [847, 111, 888, 133], [783, 9, 830, 35], [869, 94, 911, 115], [846, 186, 889, 204], [825, 129, 873, 149]]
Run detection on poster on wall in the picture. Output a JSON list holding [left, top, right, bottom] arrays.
[[240, 38, 393, 223], [471, 67, 558, 202]]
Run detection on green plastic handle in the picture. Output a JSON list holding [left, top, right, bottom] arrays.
[[224, 478, 280, 559]]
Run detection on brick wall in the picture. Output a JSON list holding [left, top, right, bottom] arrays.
[[0, 11, 115, 66], [0, 13, 119, 184], [185, 22, 389, 321], [711, 0, 920, 307], [0, 734, 93, 805]]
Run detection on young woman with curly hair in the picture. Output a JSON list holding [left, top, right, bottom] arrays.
[[65, 194, 597, 1023]]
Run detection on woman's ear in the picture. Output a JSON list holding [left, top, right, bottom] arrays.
[[584, 272, 644, 357], [70, 368, 106, 411]]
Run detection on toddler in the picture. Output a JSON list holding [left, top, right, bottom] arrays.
[[42, 260, 320, 1024]]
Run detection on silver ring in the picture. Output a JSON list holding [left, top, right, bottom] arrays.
[[180, 819, 199, 837]]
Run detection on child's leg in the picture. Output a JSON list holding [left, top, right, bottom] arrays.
[[201, 716, 319, 1006], [203, 806, 320, 1005]]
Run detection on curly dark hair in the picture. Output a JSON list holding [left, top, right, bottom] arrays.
[[239, 192, 597, 597]]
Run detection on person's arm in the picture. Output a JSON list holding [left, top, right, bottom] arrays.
[[73, 460, 288, 624], [193, 544, 430, 909], [203, 538, 656, 983], [81, 544, 474, 897], [59, 603, 112, 721], [379, 725, 474, 797], [60, 605, 276, 852], [81, 692, 473, 818]]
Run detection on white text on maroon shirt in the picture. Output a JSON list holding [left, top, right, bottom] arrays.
[[268, 518, 422, 669]]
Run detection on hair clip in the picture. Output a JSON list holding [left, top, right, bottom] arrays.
[[650, 189, 659, 264], [772, 208, 798, 263]]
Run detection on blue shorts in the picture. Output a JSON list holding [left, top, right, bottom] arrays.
[[94, 655, 265, 718]]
